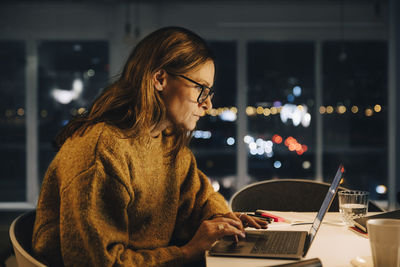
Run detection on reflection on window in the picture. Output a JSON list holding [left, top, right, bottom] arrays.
[[322, 41, 387, 201], [247, 42, 315, 181], [0, 41, 26, 201], [38, 41, 109, 180], [191, 41, 237, 199]]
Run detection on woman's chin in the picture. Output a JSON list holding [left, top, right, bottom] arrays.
[[183, 124, 197, 132], [171, 118, 198, 132]]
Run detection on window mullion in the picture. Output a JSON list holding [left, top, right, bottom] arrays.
[[26, 39, 39, 206]]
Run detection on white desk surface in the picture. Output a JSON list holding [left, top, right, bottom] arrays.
[[206, 212, 374, 267]]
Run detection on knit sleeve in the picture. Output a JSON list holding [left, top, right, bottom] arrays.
[[174, 149, 230, 241], [196, 169, 231, 221], [58, 148, 185, 267]]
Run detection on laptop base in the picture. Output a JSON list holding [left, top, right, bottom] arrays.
[[209, 231, 307, 260]]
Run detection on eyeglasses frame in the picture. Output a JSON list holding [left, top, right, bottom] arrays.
[[166, 71, 214, 104]]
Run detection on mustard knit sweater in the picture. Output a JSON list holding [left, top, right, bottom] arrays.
[[32, 122, 230, 266]]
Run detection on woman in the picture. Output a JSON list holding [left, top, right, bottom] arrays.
[[32, 26, 267, 266]]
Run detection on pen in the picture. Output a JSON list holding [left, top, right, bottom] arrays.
[[255, 210, 289, 223]]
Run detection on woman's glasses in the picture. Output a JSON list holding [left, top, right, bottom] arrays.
[[167, 72, 214, 104]]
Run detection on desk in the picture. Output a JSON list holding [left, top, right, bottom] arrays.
[[206, 212, 373, 267]]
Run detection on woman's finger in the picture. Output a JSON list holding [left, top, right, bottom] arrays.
[[240, 214, 261, 229], [212, 216, 244, 231], [237, 213, 268, 229], [253, 217, 269, 228], [247, 215, 269, 229], [225, 212, 242, 223], [213, 222, 246, 240]]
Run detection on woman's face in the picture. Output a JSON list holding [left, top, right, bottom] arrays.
[[159, 60, 215, 131]]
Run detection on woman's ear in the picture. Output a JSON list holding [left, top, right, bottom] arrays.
[[153, 69, 166, 91]]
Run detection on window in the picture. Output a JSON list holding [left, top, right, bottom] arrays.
[[322, 41, 388, 200], [0, 41, 26, 201], [247, 42, 315, 182], [38, 41, 109, 180]]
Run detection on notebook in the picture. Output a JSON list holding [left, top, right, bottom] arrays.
[[209, 164, 345, 260], [353, 209, 400, 233]]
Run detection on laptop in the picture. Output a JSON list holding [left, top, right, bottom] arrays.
[[209, 164, 345, 260]]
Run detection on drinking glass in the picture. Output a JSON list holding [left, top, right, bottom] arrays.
[[338, 190, 369, 226]]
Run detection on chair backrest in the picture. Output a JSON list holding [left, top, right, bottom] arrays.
[[230, 179, 383, 212], [9, 210, 47, 267]]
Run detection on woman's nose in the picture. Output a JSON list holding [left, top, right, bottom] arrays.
[[201, 96, 213, 111]]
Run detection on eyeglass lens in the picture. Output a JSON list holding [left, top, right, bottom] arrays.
[[198, 88, 213, 104]]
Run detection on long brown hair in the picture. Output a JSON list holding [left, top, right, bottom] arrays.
[[55, 26, 215, 153]]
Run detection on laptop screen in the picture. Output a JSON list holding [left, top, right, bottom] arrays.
[[308, 164, 345, 246]]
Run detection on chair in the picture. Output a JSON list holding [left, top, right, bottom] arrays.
[[9, 211, 47, 267], [230, 179, 384, 212]]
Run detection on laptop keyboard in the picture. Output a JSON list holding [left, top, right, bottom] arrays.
[[250, 231, 302, 255]]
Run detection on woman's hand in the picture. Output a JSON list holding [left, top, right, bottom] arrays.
[[180, 215, 245, 262], [218, 212, 269, 229], [233, 212, 269, 229]]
